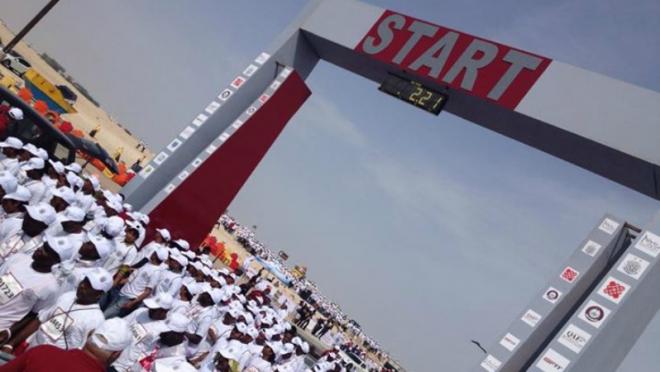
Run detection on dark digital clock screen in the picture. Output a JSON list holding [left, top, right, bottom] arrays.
[[379, 74, 448, 115]]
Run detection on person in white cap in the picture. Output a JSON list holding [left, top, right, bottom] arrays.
[[112, 311, 190, 372], [43, 159, 66, 190], [184, 286, 223, 358], [0, 317, 132, 372], [103, 219, 141, 275], [0, 136, 23, 165], [154, 251, 186, 297], [65, 162, 82, 174], [103, 246, 167, 318], [124, 292, 174, 326], [170, 239, 190, 252], [45, 186, 76, 213], [0, 202, 56, 260], [133, 227, 170, 267], [46, 205, 87, 246], [197, 324, 252, 371], [0, 185, 30, 241], [0, 235, 75, 342], [274, 337, 308, 372], [3, 268, 111, 352], [19, 157, 47, 205], [243, 343, 277, 372], [152, 356, 197, 372]]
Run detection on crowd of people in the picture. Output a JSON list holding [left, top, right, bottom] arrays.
[[0, 135, 361, 371], [220, 216, 396, 371]]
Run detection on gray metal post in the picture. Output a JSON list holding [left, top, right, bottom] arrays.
[[475, 215, 627, 372]]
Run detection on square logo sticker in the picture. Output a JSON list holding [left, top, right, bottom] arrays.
[[230, 76, 246, 89], [218, 88, 233, 101], [536, 349, 570, 372], [480, 355, 501, 372], [581, 240, 602, 257], [578, 300, 611, 329], [521, 309, 542, 328], [635, 231, 660, 258], [598, 218, 619, 235], [560, 267, 580, 283], [499, 333, 520, 352], [255, 52, 270, 65], [543, 287, 562, 304], [597, 276, 630, 304], [617, 253, 650, 280], [243, 64, 258, 77], [558, 324, 591, 354]]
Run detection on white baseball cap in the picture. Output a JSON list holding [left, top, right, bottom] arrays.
[[51, 187, 77, 204], [90, 318, 132, 352], [0, 173, 17, 194], [82, 267, 113, 292], [156, 228, 171, 241], [36, 148, 48, 161], [170, 252, 188, 267], [26, 203, 57, 225], [22, 143, 40, 157], [125, 219, 141, 232], [8, 108, 23, 120], [87, 234, 112, 259], [65, 162, 82, 174], [61, 206, 86, 223], [165, 312, 190, 333], [154, 246, 169, 261], [3, 185, 31, 202], [144, 292, 174, 310], [0, 136, 23, 149], [86, 175, 100, 191], [181, 250, 196, 260], [173, 239, 190, 250], [47, 159, 65, 174], [103, 216, 125, 237], [208, 288, 224, 304], [66, 172, 83, 189], [21, 157, 45, 171], [46, 235, 75, 261]]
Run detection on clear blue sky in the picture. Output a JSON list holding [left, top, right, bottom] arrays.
[[1, 1, 659, 371]]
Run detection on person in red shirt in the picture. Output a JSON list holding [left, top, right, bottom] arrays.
[[0, 318, 131, 372], [0, 107, 22, 139]]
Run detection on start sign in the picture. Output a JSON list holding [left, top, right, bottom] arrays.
[[357, 10, 552, 109]]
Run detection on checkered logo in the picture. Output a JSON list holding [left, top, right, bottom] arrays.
[[560, 267, 579, 283], [597, 276, 630, 304]]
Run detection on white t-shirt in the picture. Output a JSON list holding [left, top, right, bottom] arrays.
[[0, 216, 23, 242], [31, 290, 104, 350], [23, 179, 47, 206], [103, 240, 138, 275], [245, 355, 275, 372], [0, 253, 59, 329], [112, 317, 169, 372], [120, 263, 162, 299], [154, 269, 183, 297]]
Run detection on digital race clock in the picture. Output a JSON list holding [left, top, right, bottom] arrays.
[[379, 73, 448, 115]]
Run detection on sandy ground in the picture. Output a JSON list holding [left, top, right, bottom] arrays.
[[0, 21, 153, 191]]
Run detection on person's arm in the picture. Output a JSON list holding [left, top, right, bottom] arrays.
[[5, 318, 39, 349], [122, 287, 152, 309]]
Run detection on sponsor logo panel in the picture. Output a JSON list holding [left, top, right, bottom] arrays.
[[255, 52, 270, 65], [617, 253, 650, 280], [499, 333, 520, 352], [581, 240, 602, 257], [543, 287, 562, 304], [521, 309, 542, 327], [635, 231, 660, 258], [153, 152, 168, 165], [598, 218, 620, 234], [560, 267, 579, 283], [230, 76, 246, 89], [218, 89, 233, 101], [597, 276, 630, 304], [578, 300, 611, 329], [536, 349, 570, 372], [480, 355, 501, 372], [243, 64, 259, 77], [558, 324, 591, 354]]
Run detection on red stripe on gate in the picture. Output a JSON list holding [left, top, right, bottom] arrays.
[[355, 10, 552, 109], [148, 72, 311, 248]]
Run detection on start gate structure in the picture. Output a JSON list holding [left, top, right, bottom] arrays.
[[121, 1, 660, 370]]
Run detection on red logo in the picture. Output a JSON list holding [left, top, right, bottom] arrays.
[[259, 94, 270, 103], [603, 281, 625, 299], [231, 76, 246, 89], [561, 267, 579, 283], [357, 10, 552, 109]]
